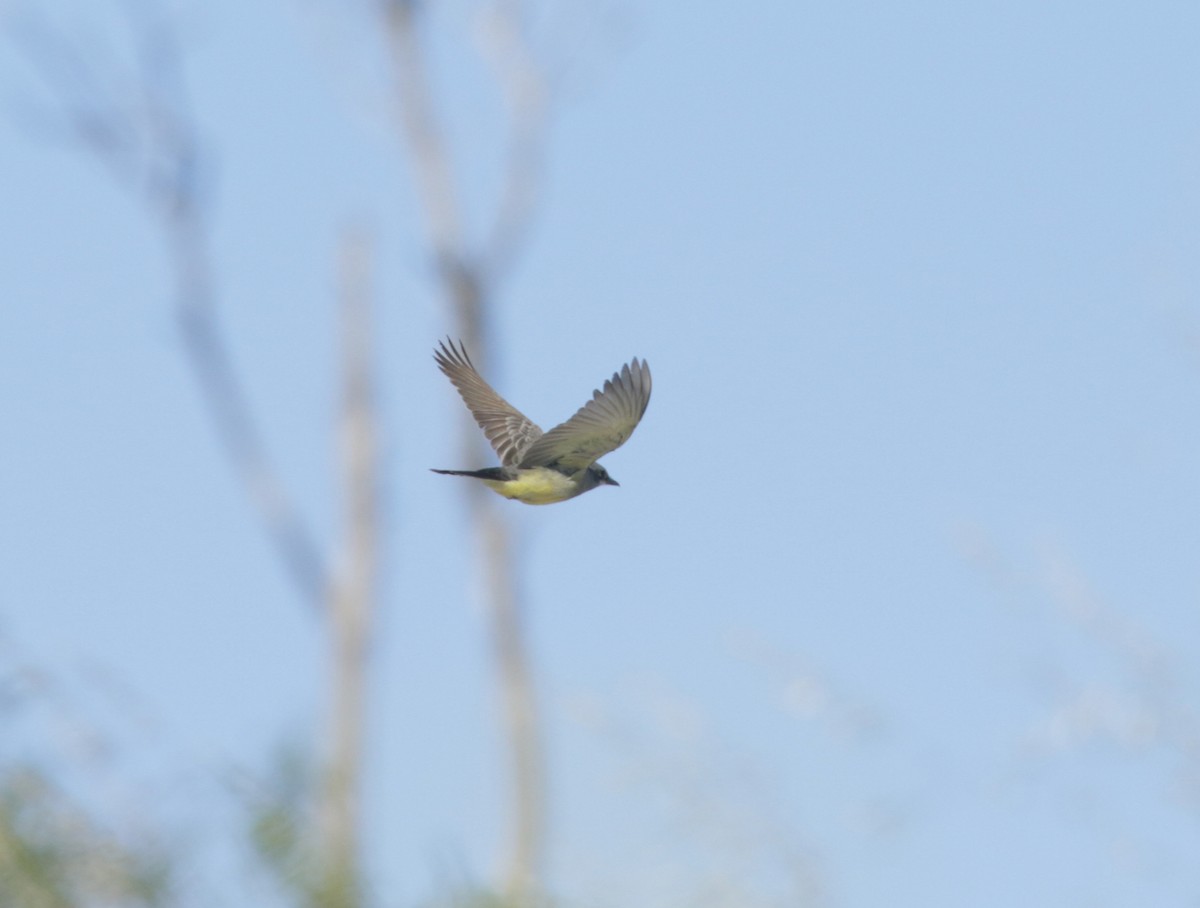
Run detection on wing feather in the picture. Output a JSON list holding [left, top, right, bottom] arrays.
[[518, 358, 651, 471], [434, 339, 543, 466]]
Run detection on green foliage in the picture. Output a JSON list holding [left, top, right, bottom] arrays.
[[243, 744, 363, 908], [0, 766, 173, 908], [416, 874, 561, 908]]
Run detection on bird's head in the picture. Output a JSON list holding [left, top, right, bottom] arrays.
[[590, 465, 619, 487]]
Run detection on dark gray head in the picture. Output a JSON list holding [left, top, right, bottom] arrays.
[[589, 464, 619, 487]]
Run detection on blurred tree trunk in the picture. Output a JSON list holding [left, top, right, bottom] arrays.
[[384, 2, 548, 900], [317, 228, 380, 908]]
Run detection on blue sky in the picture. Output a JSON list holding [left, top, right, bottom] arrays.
[[3, 1, 1200, 905]]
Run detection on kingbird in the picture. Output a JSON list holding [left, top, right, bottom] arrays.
[[432, 338, 652, 504]]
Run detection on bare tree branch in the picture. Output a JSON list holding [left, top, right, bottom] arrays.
[[384, 0, 464, 265], [476, 0, 551, 276], [11, 6, 329, 609], [478, 503, 544, 901], [318, 226, 380, 908], [381, 1, 550, 900]]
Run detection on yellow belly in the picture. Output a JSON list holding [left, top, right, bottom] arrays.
[[483, 468, 580, 505]]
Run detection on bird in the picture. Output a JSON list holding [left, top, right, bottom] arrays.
[[431, 338, 652, 504]]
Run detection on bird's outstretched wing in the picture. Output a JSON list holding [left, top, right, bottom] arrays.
[[518, 358, 651, 471], [435, 339, 543, 466]]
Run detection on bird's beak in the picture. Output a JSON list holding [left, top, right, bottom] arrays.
[[604, 475, 620, 487]]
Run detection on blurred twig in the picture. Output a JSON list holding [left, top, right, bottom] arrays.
[[573, 689, 830, 908], [11, 6, 388, 906], [11, 4, 328, 610], [476, 0, 550, 277], [1034, 548, 1200, 777], [961, 528, 1200, 812], [382, 1, 550, 899]]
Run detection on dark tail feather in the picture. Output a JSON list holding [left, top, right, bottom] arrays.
[[431, 467, 506, 480]]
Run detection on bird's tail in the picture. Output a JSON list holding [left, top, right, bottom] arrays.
[[430, 467, 506, 480]]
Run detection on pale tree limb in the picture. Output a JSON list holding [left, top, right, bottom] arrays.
[[11, 5, 329, 610], [476, 0, 551, 277], [318, 227, 380, 908], [381, 1, 550, 901], [478, 505, 543, 903], [383, 0, 465, 271], [12, 7, 383, 905]]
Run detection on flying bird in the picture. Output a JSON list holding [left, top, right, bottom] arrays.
[[432, 338, 651, 504]]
